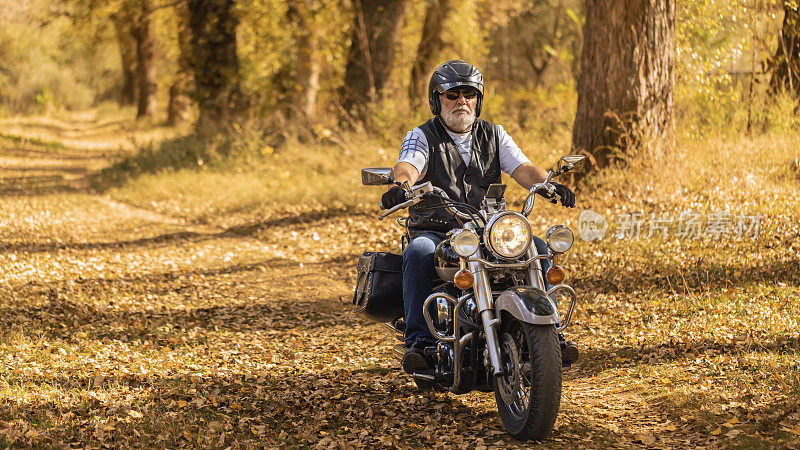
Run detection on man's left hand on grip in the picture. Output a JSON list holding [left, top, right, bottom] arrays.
[[381, 185, 406, 209]]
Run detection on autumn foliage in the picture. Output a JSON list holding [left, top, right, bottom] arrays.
[[1, 0, 799, 447]]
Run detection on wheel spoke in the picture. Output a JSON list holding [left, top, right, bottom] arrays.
[[520, 361, 532, 377], [515, 386, 528, 410]]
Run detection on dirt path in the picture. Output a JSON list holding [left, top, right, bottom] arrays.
[[1, 115, 793, 448]]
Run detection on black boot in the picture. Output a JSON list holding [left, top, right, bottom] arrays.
[[558, 333, 579, 367], [402, 341, 434, 374]]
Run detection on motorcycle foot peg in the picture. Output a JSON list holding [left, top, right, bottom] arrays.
[[413, 372, 435, 381], [561, 340, 579, 367]]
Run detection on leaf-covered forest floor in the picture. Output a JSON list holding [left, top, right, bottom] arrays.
[[0, 111, 799, 448]]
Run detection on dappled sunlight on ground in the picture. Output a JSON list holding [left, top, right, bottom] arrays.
[[0, 114, 798, 447]]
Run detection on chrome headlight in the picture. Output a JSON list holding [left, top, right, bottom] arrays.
[[486, 212, 532, 259], [546, 225, 574, 253], [451, 229, 479, 257]]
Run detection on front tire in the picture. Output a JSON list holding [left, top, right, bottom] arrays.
[[493, 320, 562, 441]]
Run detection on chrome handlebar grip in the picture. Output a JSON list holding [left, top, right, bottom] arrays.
[[522, 183, 550, 217], [521, 169, 561, 217], [521, 190, 536, 217]]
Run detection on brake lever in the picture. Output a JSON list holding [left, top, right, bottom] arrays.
[[379, 194, 423, 220], [540, 183, 561, 205]]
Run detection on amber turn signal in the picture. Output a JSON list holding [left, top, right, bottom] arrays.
[[546, 265, 565, 285], [454, 269, 474, 289]]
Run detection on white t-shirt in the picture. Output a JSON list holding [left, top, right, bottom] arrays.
[[398, 124, 531, 179]]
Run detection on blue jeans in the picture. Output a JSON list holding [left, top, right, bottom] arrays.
[[402, 232, 551, 348]]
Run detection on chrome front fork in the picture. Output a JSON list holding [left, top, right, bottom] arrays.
[[527, 244, 547, 291], [471, 242, 549, 376], [468, 249, 504, 376]]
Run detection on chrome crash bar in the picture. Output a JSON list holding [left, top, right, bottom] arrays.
[[422, 292, 476, 392], [548, 284, 577, 332]]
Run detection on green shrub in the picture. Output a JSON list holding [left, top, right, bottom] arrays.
[[0, 17, 118, 113]]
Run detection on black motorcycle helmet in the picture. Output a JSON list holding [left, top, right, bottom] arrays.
[[428, 60, 484, 118]]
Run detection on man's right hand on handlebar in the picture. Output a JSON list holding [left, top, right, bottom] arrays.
[[553, 183, 575, 208], [534, 182, 575, 208], [381, 185, 407, 209]]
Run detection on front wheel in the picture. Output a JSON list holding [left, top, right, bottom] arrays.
[[493, 320, 562, 441]]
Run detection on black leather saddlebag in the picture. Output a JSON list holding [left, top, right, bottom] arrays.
[[353, 252, 404, 323]]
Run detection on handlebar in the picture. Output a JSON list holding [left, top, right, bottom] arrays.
[[380, 169, 566, 220], [521, 169, 562, 217], [375, 160, 576, 219], [378, 185, 477, 222]]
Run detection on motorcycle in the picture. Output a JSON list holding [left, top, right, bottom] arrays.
[[353, 155, 586, 441]]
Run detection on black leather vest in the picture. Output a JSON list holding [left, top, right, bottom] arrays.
[[407, 117, 501, 234]]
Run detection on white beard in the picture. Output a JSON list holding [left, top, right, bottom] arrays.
[[441, 106, 475, 133]]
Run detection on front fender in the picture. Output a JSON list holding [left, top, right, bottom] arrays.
[[495, 286, 560, 325]]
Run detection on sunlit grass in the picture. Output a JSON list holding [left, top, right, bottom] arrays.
[[103, 132, 405, 223], [0, 107, 188, 153]]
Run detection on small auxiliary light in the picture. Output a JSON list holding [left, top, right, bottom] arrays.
[[454, 269, 475, 289], [546, 265, 565, 285]]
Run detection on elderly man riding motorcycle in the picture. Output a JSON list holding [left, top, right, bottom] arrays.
[[380, 60, 579, 374]]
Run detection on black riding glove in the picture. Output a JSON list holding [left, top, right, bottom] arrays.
[[381, 185, 406, 209], [552, 183, 575, 208]]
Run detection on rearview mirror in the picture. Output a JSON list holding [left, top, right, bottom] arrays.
[[361, 167, 394, 186], [557, 155, 586, 173]]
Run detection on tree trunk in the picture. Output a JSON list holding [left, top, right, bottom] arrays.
[[113, 17, 138, 106], [167, 75, 193, 126], [571, 0, 675, 171], [340, 0, 408, 121], [769, 1, 800, 99], [408, 0, 452, 107], [167, 0, 194, 126], [131, 0, 157, 119], [287, 0, 322, 122], [188, 0, 242, 132]]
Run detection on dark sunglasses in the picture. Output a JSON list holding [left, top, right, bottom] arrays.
[[443, 89, 478, 100]]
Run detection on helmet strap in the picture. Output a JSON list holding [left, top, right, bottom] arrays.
[[430, 94, 441, 116]]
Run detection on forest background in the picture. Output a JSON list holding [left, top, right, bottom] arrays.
[[1, 0, 800, 447], [2, 0, 798, 154]]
